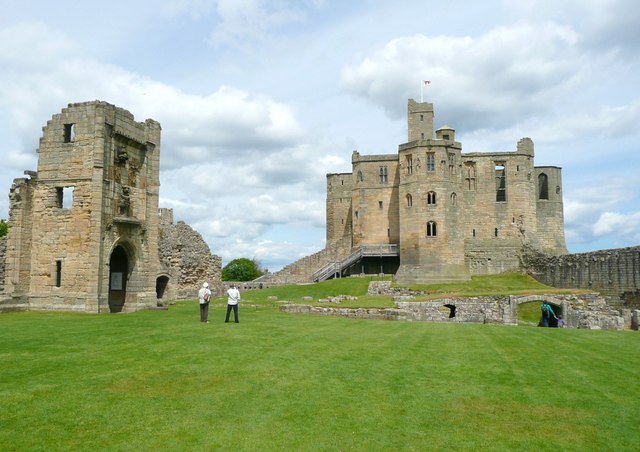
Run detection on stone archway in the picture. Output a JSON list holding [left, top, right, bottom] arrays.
[[108, 245, 129, 313], [511, 295, 566, 327]]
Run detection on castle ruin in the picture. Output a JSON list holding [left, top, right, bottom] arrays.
[[0, 101, 221, 312]]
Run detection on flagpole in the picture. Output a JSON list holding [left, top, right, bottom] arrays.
[[420, 80, 423, 102]]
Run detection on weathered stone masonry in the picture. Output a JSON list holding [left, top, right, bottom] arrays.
[[0, 101, 221, 312], [525, 246, 640, 306], [266, 98, 567, 285]]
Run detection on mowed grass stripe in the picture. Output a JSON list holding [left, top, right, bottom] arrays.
[[0, 299, 638, 450]]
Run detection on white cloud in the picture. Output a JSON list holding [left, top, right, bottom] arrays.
[[593, 211, 640, 243], [340, 22, 585, 128]]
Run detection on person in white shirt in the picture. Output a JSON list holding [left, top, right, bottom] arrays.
[[198, 282, 212, 323], [225, 284, 241, 323]]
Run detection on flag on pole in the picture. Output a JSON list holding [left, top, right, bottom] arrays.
[[420, 80, 431, 101]]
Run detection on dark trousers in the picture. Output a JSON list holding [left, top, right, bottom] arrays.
[[200, 302, 209, 322], [225, 304, 239, 323]]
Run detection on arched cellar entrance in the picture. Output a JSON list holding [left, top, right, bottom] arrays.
[[516, 298, 564, 327], [108, 246, 129, 313]]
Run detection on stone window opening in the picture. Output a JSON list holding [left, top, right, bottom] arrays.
[[538, 173, 549, 200], [495, 228, 499, 237], [450, 192, 457, 206], [406, 155, 413, 175], [426, 221, 437, 237], [421, 132, 425, 139], [427, 191, 436, 205], [473, 229, 476, 237], [357, 170, 363, 182], [378, 201, 383, 209], [387, 228, 390, 237], [426, 152, 435, 172], [406, 194, 413, 207], [464, 161, 477, 190], [63, 123, 75, 143], [56, 186, 74, 209], [420, 114, 424, 121], [495, 163, 506, 202], [379, 166, 388, 183], [55, 260, 62, 287]]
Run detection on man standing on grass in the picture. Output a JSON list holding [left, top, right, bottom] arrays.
[[226, 284, 241, 323], [199, 282, 212, 323]]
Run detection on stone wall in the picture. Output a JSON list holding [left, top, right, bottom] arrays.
[[158, 217, 222, 300], [524, 246, 640, 308], [281, 292, 626, 330], [0, 235, 5, 293]]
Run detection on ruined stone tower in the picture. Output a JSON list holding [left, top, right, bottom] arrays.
[[4, 101, 163, 312]]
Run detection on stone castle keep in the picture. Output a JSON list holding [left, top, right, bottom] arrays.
[[0, 101, 221, 312], [266, 99, 567, 285], [324, 99, 567, 284]]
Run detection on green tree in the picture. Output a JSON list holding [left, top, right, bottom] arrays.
[[0, 219, 7, 238], [222, 258, 264, 281]]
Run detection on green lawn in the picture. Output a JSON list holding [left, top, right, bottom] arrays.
[[1, 299, 638, 451]]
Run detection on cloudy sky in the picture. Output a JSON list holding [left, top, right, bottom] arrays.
[[1, 0, 639, 271]]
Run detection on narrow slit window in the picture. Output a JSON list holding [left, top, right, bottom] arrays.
[[427, 191, 436, 205], [406, 194, 413, 207], [495, 163, 506, 202], [55, 260, 62, 287], [378, 201, 383, 209]]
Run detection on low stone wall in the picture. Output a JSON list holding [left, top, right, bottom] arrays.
[[280, 283, 629, 330]]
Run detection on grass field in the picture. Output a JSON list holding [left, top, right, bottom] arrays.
[[1, 276, 638, 450]]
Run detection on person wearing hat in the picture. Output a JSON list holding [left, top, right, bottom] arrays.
[[198, 282, 212, 323]]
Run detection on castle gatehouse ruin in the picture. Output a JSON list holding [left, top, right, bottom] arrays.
[[0, 101, 220, 312]]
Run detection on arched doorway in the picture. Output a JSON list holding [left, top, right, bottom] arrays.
[[156, 275, 169, 300], [108, 246, 129, 313]]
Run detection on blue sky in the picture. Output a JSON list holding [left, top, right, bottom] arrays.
[[1, 0, 639, 271]]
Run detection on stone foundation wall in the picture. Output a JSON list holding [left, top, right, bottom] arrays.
[[281, 282, 628, 330]]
